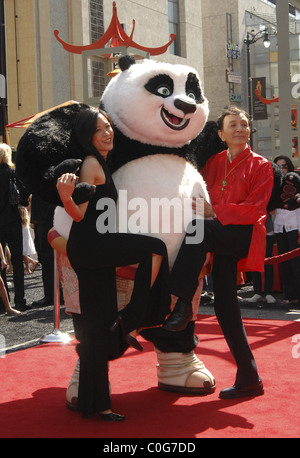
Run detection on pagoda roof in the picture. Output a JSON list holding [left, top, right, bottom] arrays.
[[54, 1, 175, 57]]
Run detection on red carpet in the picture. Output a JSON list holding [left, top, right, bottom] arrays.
[[1, 315, 300, 438]]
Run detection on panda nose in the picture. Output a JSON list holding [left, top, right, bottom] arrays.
[[174, 98, 197, 115]]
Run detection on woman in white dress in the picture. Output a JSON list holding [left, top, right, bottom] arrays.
[[18, 205, 39, 274]]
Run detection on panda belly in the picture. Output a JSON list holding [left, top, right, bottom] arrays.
[[112, 154, 209, 269]]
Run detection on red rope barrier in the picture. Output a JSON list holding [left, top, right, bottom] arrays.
[[265, 247, 300, 265]]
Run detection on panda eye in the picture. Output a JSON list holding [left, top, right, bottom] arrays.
[[187, 91, 196, 100], [157, 86, 171, 97], [145, 75, 174, 98], [186, 72, 205, 104]]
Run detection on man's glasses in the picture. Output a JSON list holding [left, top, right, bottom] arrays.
[[279, 164, 288, 169]]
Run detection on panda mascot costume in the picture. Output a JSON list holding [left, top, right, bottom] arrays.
[[16, 56, 300, 406]]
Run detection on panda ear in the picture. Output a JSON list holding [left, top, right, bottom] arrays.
[[118, 55, 136, 71]]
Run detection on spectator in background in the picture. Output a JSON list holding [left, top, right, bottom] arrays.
[[0, 242, 21, 316], [18, 205, 39, 274], [248, 212, 276, 304], [0, 143, 27, 311], [273, 155, 300, 307]]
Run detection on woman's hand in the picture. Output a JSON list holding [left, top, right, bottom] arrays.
[[56, 173, 85, 222], [56, 173, 77, 204]]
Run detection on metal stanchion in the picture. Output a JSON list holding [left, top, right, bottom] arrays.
[[40, 250, 73, 343]]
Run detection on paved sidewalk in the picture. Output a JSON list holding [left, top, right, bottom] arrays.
[[0, 266, 73, 353], [1, 267, 300, 355], [200, 287, 300, 322]]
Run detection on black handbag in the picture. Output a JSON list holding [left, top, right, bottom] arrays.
[[8, 168, 21, 206]]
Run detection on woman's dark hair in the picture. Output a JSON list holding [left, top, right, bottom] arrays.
[[274, 155, 294, 173], [74, 106, 113, 166], [217, 106, 251, 131]]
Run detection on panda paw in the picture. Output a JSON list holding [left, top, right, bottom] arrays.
[[40, 159, 95, 205], [52, 159, 82, 179], [280, 172, 300, 210], [72, 182, 96, 204]]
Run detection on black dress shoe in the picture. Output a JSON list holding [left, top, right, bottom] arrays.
[[219, 379, 264, 399], [162, 298, 193, 332], [31, 297, 53, 308], [15, 302, 31, 312], [98, 412, 125, 422], [110, 315, 143, 352]]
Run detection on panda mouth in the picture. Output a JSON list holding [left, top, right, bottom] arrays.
[[161, 108, 190, 131]]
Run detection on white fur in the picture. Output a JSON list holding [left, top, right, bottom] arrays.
[[112, 155, 209, 268], [101, 59, 209, 148], [53, 205, 73, 240]]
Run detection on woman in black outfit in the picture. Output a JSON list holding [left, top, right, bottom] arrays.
[[0, 143, 27, 311], [273, 155, 300, 305], [56, 107, 170, 421]]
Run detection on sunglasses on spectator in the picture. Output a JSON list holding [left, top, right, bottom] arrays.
[[279, 164, 288, 169]]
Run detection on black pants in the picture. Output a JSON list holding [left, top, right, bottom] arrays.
[[275, 229, 300, 302], [0, 220, 25, 307], [170, 219, 259, 387], [34, 211, 54, 302], [252, 234, 274, 295]]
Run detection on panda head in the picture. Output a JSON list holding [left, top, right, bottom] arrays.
[[101, 56, 209, 148]]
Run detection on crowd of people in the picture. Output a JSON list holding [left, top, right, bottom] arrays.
[[1, 105, 300, 420], [0, 142, 55, 315]]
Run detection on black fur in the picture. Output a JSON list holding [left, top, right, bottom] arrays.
[[118, 55, 136, 71], [16, 103, 95, 205]]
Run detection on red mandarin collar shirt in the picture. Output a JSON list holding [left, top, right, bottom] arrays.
[[201, 145, 274, 272]]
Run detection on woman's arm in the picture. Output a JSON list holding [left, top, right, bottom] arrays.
[[56, 156, 105, 222], [56, 173, 84, 222]]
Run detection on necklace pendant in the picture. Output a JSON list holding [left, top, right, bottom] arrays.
[[221, 179, 227, 187]]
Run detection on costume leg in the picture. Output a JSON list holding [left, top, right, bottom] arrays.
[[142, 322, 215, 394], [212, 255, 259, 387]]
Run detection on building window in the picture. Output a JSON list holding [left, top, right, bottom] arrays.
[[168, 0, 181, 56], [89, 0, 105, 98]]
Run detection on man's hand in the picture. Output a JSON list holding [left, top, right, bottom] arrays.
[[192, 197, 216, 218]]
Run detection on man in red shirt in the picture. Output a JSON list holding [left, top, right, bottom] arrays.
[[163, 106, 274, 399]]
